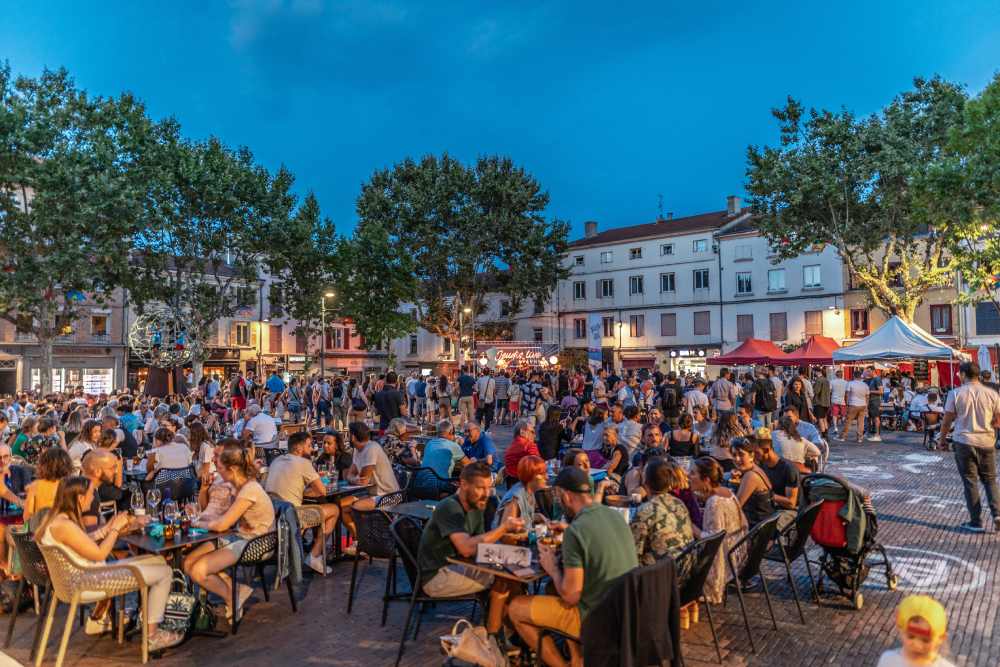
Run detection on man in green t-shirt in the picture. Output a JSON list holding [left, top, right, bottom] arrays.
[[416, 461, 523, 631], [509, 466, 638, 667]]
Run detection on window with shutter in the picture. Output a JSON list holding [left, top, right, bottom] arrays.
[[269, 325, 282, 353], [769, 312, 787, 341], [249, 323, 258, 349], [976, 303, 1000, 335], [602, 317, 615, 338], [629, 315, 644, 337], [736, 314, 754, 341], [693, 311, 710, 335], [850, 309, 870, 337], [660, 313, 676, 337], [295, 330, 307, 353], [930, 305, 952, 335], [804, 310, 823, 336]]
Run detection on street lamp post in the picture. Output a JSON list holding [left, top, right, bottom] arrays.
[[462, 306, 472, 372], [320, 291, 335, 378]]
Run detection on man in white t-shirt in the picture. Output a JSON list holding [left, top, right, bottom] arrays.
[[683, 379, 709, 417], [843, 370, 870, 443], [338, 422, 401, 555], [241, 404, 278, 447], [940, 362, 1000, 533], [265, 431, 339, 573]]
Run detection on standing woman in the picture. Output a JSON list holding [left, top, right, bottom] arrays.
[[347, 378, 368, 424], [285, 377, 303, 423], [183, 444, 276, 622], [785, 376, 813, 423], [37, 477, 181, 649], [436, 375, 452, 422]]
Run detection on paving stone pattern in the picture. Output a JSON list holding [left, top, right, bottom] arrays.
[[2, 429, 997, 666]]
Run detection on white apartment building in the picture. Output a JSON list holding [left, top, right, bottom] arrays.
[[526, 196, 848, 376]]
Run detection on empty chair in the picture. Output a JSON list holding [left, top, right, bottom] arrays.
[[674, 531, 727, 663], [763, 501, 823, 619], [725, 514, 781, 654], [228, 532, 298, 635], [5, 531, 52, 661]]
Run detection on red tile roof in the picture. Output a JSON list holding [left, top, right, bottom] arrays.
[[569, 209, 746, 248]]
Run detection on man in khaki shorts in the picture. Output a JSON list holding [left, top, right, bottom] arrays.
[[416, 461, 523, 631], [844, 369, 870, 443]]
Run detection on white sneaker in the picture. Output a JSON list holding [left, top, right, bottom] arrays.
[[308, 554, 332, 575], [868, 434, 882, 442]]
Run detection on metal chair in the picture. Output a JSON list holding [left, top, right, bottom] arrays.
[[725, 514, 781, 654], [4, 531, 51, 661], [346, 491, 406, 619], [674, 531, 727, 663], [763, 501, 823, 620], [36, 543, 153, 667], [229, 531, 298, 635], [922, 412, 942, 450], [389, 517, 483, 667]]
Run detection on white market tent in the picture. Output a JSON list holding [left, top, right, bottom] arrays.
[[832, 315, 970, 362]]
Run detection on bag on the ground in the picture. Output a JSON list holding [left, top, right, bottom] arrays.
[[161, 570, 198, 636], [440, 619, 507, 667]]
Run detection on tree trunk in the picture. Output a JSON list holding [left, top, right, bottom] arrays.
[[38, 334, 54, 394], [192, 359, 204, 386]]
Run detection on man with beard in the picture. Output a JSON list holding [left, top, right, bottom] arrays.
[[508, 466, 638, 667], [416, 461, 523, 631]]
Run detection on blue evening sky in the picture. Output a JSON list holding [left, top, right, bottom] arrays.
[[3, 1, 999, 239]]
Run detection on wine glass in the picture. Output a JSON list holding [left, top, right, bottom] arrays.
[[162, 499, 178, 526], [131, 487, 145, 516], [146, 488, 161, 518]]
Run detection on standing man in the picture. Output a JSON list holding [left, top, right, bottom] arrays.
[[707, 367, 738, 419], [844, 370, 870, 444], [767, 365, 784, 423], [812, 368, 832, 440], [939, 362, 1000, 533], [493, 371, 511, 426], [475, 369, 496, 430], [372, 371, 406, 431], [829, 369, 848, 437], [266, 369, 286, 397], [750, 368, 778, 428], [865, 367, 884, 442], [457, 368, 477, 425]]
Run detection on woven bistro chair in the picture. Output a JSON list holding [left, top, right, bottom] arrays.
[[5, 531, 52, 661], [229, 531, 297, 635], [36, 544, 157, 667]]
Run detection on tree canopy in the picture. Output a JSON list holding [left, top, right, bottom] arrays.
[[0, 64, 153, 390], [746, 77, 968, 321], [335, 153, 569, 350]]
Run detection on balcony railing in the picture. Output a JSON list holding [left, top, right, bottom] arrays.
[[91, 333, 111, 344]]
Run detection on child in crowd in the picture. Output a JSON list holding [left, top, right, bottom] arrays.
[[877, 595, 954, 667]]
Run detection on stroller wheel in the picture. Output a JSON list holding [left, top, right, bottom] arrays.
[[852, 593, 864, 610], [887, 574, 898, 591]]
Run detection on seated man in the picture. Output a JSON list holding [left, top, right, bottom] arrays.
[[417, 461, 523, 632], [754, 437, 799, 528], [461, 422, 501, 474], [509, 467, 638, 667], [338, 422, 402, 550], [241, 404, 278, 448], [779, 406, 823, 446], [264, 431, 339, 575], [422, 420, 470, 493]]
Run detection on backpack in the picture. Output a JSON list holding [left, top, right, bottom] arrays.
[[660, 385, 678, 412], [759, 379, 778, 412], [331, 384, 345, 407]]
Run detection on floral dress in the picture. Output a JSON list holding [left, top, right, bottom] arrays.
[[701, 493, 748, 604], [630, 493, 695, 566]]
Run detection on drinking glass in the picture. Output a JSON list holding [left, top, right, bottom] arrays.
[[162, 499, 178, 526], [131, 487, 145, 516], [146, 488, 162, 517]]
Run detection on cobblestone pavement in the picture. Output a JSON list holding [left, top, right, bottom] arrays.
[[3, 427, 998, 666]]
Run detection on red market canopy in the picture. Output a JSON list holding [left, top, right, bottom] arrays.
[[707, 338, 789, 365], [783, 335, 841, 365]]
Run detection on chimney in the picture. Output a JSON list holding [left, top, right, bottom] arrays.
[[584, 221, 598, 238], [726, 195, 741, 216]]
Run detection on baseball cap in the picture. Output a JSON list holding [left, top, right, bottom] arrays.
[[897, 595, 947, 640], [553, 466, 591, 494]]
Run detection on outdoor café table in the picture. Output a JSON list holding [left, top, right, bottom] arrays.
[[445, 555, 546, 586], [384, 500, 439, 523], [120, 528, 239, 570], [303, 482, 373, 561]]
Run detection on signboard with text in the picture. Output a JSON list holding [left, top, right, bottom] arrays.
[[587, 314, 603, 372]]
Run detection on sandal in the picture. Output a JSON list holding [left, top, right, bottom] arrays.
[[148, 629, 184, 651]]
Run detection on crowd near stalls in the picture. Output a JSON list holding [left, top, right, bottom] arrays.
[[0, 341, 992, 666]]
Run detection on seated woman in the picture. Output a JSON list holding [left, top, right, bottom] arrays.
[[630, 458, 695, 565], [194, 437, 238, 522], [560, 448, 609, 503], [495, 455, 547, 527], [145, 427, 193, 482], [623, 447, 665, 499], [689, 457, 747, 604], [710, 413, 746, 472], [665, 459, 703, 529], [24, 447, 72, 526], [183, 444, 276, 622], [692, 406, 714, 446], [729, 437, 775, 527], [772, 415, 822, 473], [380, 418, 420, 466], [36, 477, 180, 649], [668, 414, 701, 458], [599, 426, 630, 494]]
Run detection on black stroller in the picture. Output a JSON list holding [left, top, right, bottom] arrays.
[[801, 473, 897, 609]]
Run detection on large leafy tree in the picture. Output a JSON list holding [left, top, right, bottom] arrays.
[[746, 77, 967, 322], [336, 153, 570, 355], [0, 64, 153, 391], [128, 123, 296, 380], [923, 73, 1000, 316]]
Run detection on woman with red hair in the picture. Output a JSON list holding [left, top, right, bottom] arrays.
[[495, 455, 547, 526]]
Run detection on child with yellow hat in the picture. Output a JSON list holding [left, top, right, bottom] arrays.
[[877, 595, 954, 666]]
